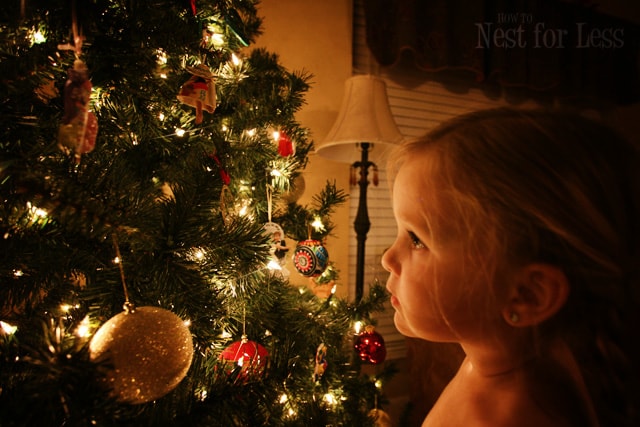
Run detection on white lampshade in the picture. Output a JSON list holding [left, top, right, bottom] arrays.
[[316, 75, 404, 164]]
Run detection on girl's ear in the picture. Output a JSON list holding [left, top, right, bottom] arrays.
[[502, 264, 570, 327]]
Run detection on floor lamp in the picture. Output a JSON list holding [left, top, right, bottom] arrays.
[[315, 75, 404, 302]]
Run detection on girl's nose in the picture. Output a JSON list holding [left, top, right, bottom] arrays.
[[381, 244, 396, 274]]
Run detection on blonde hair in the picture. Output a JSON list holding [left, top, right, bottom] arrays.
[[389, 108, 640, 427]]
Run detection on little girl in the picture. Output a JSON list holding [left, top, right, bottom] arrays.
[[381, 108, 639, 427]]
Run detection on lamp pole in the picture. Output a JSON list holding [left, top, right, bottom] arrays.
[[353, 142, 373, 303], [316, 75, 402, 303]]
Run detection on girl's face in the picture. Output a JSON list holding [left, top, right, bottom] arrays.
[[382, 155, 504, 343]]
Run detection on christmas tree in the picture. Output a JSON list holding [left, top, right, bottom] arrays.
[[0, 1, 392, 425]]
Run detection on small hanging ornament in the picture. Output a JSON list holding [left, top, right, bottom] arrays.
[[263, 185, 289, 276], [276, 130, 295, 157], [57, 59, 98, 162], [313, 343, 328, 381], [263, 221, 289, 272], [57, 16, 98, 163], [354, 325, 387, 364], [369, 408, 393, 427], [89, 304, 194, 404], [219, 335, 270, 381], [177, 64, 216, 124], [293, 239, 329, 277]]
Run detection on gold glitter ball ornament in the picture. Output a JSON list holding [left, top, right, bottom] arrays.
[[89, 306, 194, 404]]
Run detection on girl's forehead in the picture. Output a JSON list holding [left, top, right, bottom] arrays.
[[394, 153, 442, 191], [393, 153, 478, 245], [392, 157, 445, 221]]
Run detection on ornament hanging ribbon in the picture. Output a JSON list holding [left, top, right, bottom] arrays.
[[57, 4, 98, 163], [111, 233, 134, 313], [266, 184, 274, 223], [212, 155, 233, 224]]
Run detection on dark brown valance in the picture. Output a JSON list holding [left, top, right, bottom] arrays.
[[364, 0, 640, 104]]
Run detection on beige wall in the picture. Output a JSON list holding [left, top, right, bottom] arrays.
[[253, 0, 354, 295]]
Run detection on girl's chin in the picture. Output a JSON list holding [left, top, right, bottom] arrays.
[[392, 312, 416, 338]]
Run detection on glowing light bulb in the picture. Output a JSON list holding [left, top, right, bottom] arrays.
[[158, 112, 165, 121], [60, 304, 72, 312], [156, 49, 168, 65], [270, 169, 282, 177], [323, 393, 337, 406], [29, 28, 46, 45], [267, 259, 282, 270], [13, 269, 23, 277], [113, 256, 121, 264], [175, 128, 186, 137], [354, 321, 363, 334], [27, 201, 49, 221], [0, 321, 17, 335], [279, 394, 288, 404], [238, 203, 249, 217], [76, 315, 91, 338], [272, 130, 280, 141], [311, 217, 325, 232], [231, 53, 241, 66], [204, 24, 226, 47], [194, 249, 205, 260]]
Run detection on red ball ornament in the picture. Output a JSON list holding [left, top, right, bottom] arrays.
[[292, 239, 329, 277], [354, 326, 386, 364], [219, 335, 269, 380]]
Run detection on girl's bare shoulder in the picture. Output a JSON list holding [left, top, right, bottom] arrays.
[[423, 360, 591, 427]]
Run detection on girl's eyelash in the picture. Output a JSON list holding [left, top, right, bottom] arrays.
[[408, 231, 426, 249]]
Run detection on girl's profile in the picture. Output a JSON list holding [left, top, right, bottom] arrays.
[[382, 108, 639, 427]]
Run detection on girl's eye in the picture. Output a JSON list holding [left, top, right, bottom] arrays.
[[408, 231, 426, 249]]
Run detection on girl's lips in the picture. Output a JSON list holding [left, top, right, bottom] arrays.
[[389, 295, 400, 307]]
